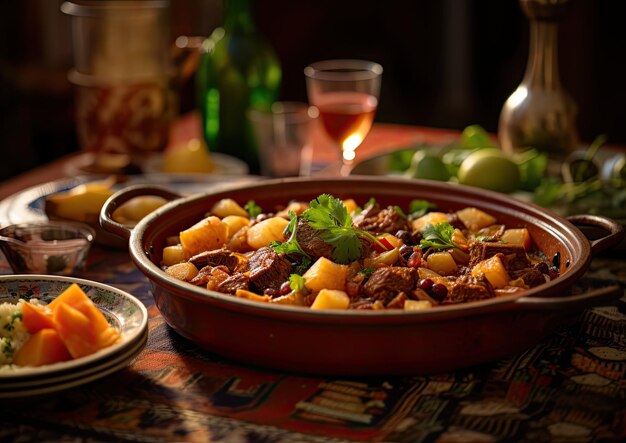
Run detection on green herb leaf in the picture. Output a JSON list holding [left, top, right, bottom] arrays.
[[359, 267, 375, 278], [269, 211, 309, 257], [283, 210, 298, 236], [244, 200, 262, 218], [306, 194, 351, 229], [409, 199, 436, 218], [419, 222, 459, 250], [515, 148, 548, 192], [293, 256, 312, 275], [319, 227, 363, 264], [365, 197, 378, 209], [393, 205, 407, 218], [301, 194, 387, 264], [1, 338, 12, 359], [289, 274, 306, 292]]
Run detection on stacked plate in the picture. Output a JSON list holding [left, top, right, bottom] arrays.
[[0, 275, 148, 398]]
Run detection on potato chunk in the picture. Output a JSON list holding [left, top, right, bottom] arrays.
[[311, 289, 350, 310], [113, 196, 167, 225], [180, 216, 228, 256], [222, 215, 250, 239], [501, 228, 531, 251], [426, 251, 458, 276], [165, 262, 199, 282], [303, 257, 348, 293], [211, 198, 248, 218], [471, 254, 510, 289], [246, 217, 289, 249], [456, 207, 497, 232], [404, 300, 433, 310], [412, 212, 448, 232], [162, 244, 186, 266]]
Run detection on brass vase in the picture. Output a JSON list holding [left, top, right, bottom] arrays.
[[498, 0, 578, 159]]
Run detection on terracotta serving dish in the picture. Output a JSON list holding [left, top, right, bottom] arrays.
[[101, 177, 624, 375]]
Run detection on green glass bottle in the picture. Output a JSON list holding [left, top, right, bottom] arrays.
[[196, 0, 281, 173]]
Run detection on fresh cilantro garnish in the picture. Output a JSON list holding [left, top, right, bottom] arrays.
[[365, 197, 378, 208], [289, 274, 306, 292], [1, 338, 12, 359], [244, 200, 262, 218], [409, 199, 436, 218], [419, 222, 459, 250], [293, 256, 312, 275], [359, 267, 375, 278], [12, 312, 22, 321], [393, 205, 406, 218], [303, 194, 388, 264], [270, 211, 309, 257]]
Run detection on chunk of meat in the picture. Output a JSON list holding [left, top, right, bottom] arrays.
[[295, 218, 334, 260], [468, 242, 531, 272], [188, 248, 242, 272], [362, 266, 417, 304], [190, 265, 231, 291], [248, 247, 292, 292], [445, 274, 495, 304], [512, 268, 548, 288], [353, 204, 410, 234], [217, 273, 250, 294]]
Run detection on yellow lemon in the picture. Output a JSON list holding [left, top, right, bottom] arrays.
[[162, 139, 215, 173], [458, 148, 521, 193]]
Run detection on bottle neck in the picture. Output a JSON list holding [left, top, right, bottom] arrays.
[[223, 0, 255, 33], [523, 19, 561, 89]]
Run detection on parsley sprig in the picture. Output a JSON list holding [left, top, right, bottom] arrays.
[[270, 210, 307, 257], [289, 274, 306, 292], [419, 221, 459, 250], [270, 194, 389, 265], [303, 194, 388, 264], [244, 200, 262, 218]]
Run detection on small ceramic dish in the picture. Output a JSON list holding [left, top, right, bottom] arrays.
[[0, 274, 148, 398], [0, 221, 95, 275]]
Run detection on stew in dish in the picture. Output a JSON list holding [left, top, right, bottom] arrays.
[[160, 194, 559, 310]]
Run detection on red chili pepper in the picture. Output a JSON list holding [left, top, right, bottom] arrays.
[[373, 237, 394, 252]]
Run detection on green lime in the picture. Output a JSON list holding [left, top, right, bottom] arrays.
[[405, 151, 451, 181], [457, 149, 521, 193], [461, 125, 495, 149]]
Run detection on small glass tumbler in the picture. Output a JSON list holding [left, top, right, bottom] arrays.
[[248, 102, 318, 177]]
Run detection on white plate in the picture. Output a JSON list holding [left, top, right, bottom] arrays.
[[65, 151, 249, 177], [0, 330, 148, 397], [0, 275, 147, 381], [0, 173, 259, 228]]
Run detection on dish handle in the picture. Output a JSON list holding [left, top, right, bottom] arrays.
[[100, 185, 181, 241], [515, 284, 622, 311], [566, 214, 624, 255]]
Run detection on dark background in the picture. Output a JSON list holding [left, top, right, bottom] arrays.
[[1, 0, 625, 182]]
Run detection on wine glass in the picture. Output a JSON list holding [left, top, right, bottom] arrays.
[[304, 59, 383, 175]]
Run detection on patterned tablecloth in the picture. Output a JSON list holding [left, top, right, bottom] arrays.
[[1, 245, 625, 443]]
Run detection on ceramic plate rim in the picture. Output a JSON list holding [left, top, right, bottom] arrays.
[[0, 173, 259, 228], [0, 274, 148, 379], [0, 329, 148, 392], [0, 331, 148, 398], [65, 151, 249, 177]]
